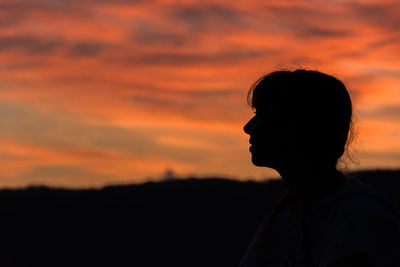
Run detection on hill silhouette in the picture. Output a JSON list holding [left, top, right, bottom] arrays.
[[0, 169, 399, 267]]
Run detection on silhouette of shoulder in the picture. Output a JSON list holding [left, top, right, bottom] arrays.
[[312, 178, 400, 267]]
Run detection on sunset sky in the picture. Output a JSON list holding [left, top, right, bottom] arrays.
[[1, 0, 400, 188]]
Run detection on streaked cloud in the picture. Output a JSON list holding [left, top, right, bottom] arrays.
[[165, 3, 247, 31], [16, 165, 115, 188], [117, 50, 269, 67], [0, 35, 62, 53], [362, 105, 400, 120]]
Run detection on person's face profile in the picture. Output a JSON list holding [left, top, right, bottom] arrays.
[[243, 104, 290, 169]]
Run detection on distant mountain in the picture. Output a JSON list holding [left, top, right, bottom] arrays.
[[0, 169, 399, 267]]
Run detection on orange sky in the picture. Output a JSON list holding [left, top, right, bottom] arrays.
[[1, 0, 400, 188]]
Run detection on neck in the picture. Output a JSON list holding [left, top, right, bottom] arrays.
[[278, 166, 346, 203]]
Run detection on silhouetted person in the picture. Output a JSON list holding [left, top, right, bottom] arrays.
[[239, 70, 400, 267]]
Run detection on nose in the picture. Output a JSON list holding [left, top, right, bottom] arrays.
[[243, 117, 254, 135]]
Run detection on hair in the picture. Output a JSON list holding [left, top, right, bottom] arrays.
[[247, 69, 355, 169]]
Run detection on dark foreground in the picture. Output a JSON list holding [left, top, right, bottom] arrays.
[[0, 170, 399, 267]]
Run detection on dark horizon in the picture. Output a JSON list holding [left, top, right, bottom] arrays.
[[0, 169, 399, 267], [0, 168, 398, 191]]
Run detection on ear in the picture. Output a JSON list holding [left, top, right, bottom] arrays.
[[284, 118, 314, 165], [285, 119, 302, 148]]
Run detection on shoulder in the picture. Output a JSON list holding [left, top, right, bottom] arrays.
[[332, 178, 400, 237], [316, 177, 400, 222], [333, 178, 400, 228], [318, 178, 400, 267]]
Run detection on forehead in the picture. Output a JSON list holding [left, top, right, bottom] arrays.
[[252, 86, 286, 112]]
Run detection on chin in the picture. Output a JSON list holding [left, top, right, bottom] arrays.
[[251, 155, 273, 168], [251, 148, 281, 168]]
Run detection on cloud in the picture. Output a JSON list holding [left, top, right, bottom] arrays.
[[19, 164, 115, 188], [0, 35, 116, 58], [0, 1, 72, 11], [363, 105, 400, 120], [0, 150, 32, 161], [115, 49, 269, 66], [358, 151, 400, 170], [0, 35, 117, 61], [365, 68, 400, 79], [290, 24, 349, 38], [68, 41, 113, 57], [126, 88, 245, 123], [364, 151, 400, 160], [0, 35, 62, 54], [132, 22, 189, 46], [349, 2, 400, 32], [265, 6, 349, 36], [0, 101, 212, 163], [0, 1, 91, 24], [166, 3, 247, 31], [129, 88, 240, 108], [0, 0, 139, 10]]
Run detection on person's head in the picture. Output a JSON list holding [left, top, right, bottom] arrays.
[[243, 69, 354, 177]]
